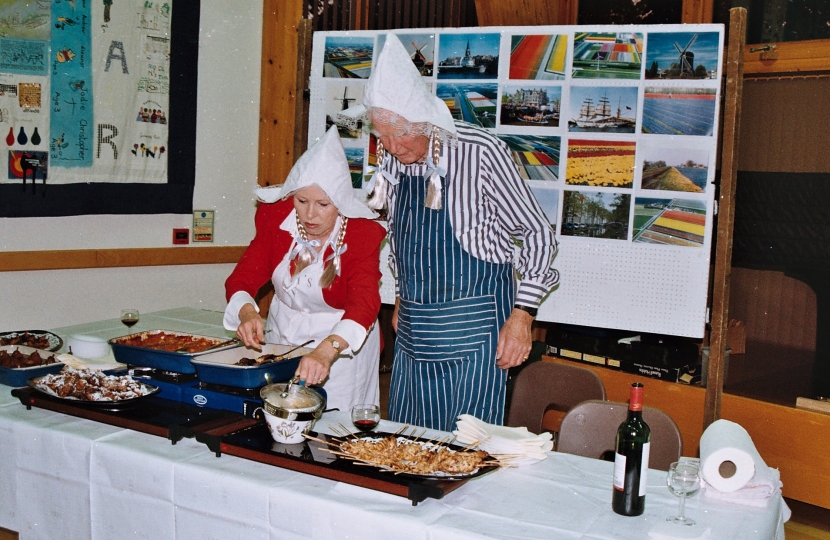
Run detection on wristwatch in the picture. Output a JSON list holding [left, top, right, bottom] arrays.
[[323, 336, 343, 355]]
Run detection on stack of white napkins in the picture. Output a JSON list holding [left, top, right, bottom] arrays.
[[702, 465, 782, 508], [453, 414, 553, 467]]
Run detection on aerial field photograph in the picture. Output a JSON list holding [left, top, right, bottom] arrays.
[[437, 83, 498, 127], [565, 138, 636, 188], [498, 134, 561, 181], [633, 198, 707, 246], [509, 34, 568, 80], [641, 87, 717, 136], [323, 36, 374, 78], [572, 32, 643, 79]]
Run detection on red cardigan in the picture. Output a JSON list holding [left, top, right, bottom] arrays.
[[225, 198, 386, 332]]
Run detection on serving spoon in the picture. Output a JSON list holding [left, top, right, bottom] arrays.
[[257, 339, 314, 365]]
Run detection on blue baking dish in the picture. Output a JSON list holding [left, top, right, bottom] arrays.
[[190, 343, 314, 389], [0, 345, 64, 387], [109, 330, 240, 374]]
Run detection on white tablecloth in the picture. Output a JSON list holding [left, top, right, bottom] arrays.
[[0, 309, 787, 540]]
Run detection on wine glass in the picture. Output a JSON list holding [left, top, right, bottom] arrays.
[[120, 309, 140, 330], [351, 403, 380, 433], [666, 461, 701, 525]]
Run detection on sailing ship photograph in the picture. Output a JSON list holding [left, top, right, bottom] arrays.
[[639, 146, 710, 193], [644, 31, 719, 80], [509, 34, 568, 80], [500, 85, 561, 127], [568, 86, 637, 133], [437, 33, 500, 79]]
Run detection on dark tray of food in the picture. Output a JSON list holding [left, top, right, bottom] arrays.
[[0, 345, 64, 387], [190, 343, 314, 388], [0, 330, 64, 352], [11, 385, 254, 443], [192, 423, 500, 505], [27, 366, 160, 408], [109, 330, 240, 374]]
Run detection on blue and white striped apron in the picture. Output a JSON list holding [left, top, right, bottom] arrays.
[[388, 169, 514, 431]]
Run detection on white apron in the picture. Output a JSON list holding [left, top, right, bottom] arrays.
[[266, 239, 380, 413]]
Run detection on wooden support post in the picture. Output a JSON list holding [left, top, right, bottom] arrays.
[[704, 7, 746, 428], [293, 18, 313, 162]]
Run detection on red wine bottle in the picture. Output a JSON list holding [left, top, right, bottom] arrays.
[[612, 382, 651, 516]]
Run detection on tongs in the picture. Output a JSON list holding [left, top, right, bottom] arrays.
[[256, 339, 314, 365]]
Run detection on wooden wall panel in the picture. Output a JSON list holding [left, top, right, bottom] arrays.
[[738, 77, 830, 173], [258, 0, 306, 187]]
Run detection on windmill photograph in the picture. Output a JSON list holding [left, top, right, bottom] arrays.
[[644, 31, 719, 80], [379, 33, 435, 76], [325, 83, 364, 138]]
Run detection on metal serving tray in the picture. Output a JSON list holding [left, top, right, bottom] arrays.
[[0, 345, 64, 387], [190, 343, 314, 389], [109, 330, 240, 374]]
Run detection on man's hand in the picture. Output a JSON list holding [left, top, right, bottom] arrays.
[[495, 308, 534, 369]]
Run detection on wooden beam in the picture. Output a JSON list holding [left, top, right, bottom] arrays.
[[258, 0, 305, 187], [0, 247, 246, 272], [681, 0, 714, 23], [293, 18, 313, 163], [705, 7, 746, 428], [473, 0, 569, 26], [743, 38, 830, 75]]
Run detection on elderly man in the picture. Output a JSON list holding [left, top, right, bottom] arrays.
[[339, 34, 559, 431]]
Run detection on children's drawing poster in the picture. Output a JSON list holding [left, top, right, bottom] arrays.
[[308, 25, 725, 338]]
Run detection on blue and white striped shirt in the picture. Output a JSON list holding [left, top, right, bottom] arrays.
[[383, 122, 559, 308]]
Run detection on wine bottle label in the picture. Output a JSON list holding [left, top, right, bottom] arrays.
[[639, 442, 651, 496], [613, 452, 626, 490]]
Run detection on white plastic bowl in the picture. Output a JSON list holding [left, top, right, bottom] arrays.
[[66, 334, 111, 359]]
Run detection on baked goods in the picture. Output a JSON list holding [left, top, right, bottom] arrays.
[[0, 332, 55, 350], [0, 348, 58, 368], [33, 367, 153, 402]]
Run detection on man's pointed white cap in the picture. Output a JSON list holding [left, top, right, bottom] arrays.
[[341, 33, 456, 135], [253, 126, 377, 219]]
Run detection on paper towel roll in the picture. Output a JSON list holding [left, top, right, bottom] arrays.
[[699, 419, 765, 493]]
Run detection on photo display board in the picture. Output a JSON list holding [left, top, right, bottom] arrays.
[[309, 25, 725, 338]]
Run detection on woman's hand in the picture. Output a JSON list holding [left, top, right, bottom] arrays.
[[295, 335, 347, 385], [392, 297, 400, 332], [236, 303, 265, 350]]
